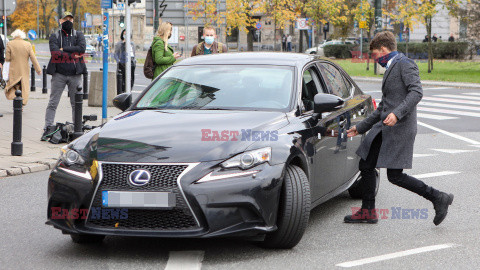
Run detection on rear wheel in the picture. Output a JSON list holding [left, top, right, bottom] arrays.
[[70, 234, 105, 244], [261, 165, 311, 249], [348, 169, 380, 199]]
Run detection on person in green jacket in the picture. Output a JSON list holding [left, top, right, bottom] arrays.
[[152, 21, 181, 79]]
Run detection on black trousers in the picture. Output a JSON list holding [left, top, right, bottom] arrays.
[[359, 132, 438, 209], [117, 63, 135, 94]]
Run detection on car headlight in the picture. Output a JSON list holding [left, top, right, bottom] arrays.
[[221, 147, 271, 170], [60, 145, 85, 166]]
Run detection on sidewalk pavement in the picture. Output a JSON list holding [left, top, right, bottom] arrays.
[[352, 76, 480, 88], [0, 89, 121, 178]]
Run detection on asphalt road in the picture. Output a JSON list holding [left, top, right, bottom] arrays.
[[1, 81, 480, 269]]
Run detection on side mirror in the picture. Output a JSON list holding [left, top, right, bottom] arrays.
[[113, 93, 132, 111], [313, 93, 344, 113]]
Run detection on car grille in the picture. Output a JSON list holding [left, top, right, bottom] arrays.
[[86, 163, 200, 231]]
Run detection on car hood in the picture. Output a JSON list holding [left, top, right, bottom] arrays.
[[91, 110, 289, 163]]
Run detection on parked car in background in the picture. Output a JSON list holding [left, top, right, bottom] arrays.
[[305, 40, 355, 56], [84, 44, 96, 56]]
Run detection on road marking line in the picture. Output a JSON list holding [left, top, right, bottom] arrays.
[[417, 113, 457, 120], [419, 101, 480, 112], [422, 97, 480, 106], [165, 251, 204, 270], [413, 171, 460, 179], [432, 148, 478, 154], [463, 92, 480, 96], [471, 145, 480, 148], [423, 87, 453, 90], [413, 153, 438, 158], [417, 121, 480, 145], [435, 94, 480, 101], [418, 107, 480, 118], [335, 243, 456, 268]]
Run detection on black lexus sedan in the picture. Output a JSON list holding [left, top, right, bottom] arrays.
[[47, 52, 379, 249]]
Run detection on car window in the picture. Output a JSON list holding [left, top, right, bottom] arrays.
[[135, 65, 294, 111], [317, 63, 351, 99], [301, 67, 323, 112]]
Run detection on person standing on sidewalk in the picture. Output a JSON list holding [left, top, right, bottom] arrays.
[[151, 21, 181, 79], [287, 35, 292, 52], [191, 26, 227, 57], [42, 11, 86, 139], [115, 29, 136, 93], [344, 31, 454, 226], [4, 29, 41, 106], [0, 36, 4, 117]]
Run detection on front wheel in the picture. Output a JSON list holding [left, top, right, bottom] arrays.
[[348, 169, 380, 199], [261, 165, 311, 249]]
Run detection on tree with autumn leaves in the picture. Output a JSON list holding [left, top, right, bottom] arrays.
[[10, 0, 101, 39]]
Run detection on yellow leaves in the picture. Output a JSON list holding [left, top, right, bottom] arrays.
[[11, 0, 38, 32]]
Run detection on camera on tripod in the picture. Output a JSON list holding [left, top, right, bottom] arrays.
[[82, 114, 98, 131]]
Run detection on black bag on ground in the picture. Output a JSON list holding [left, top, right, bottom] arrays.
[[43, 122, 75, 144]]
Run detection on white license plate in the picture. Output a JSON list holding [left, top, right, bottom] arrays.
[[102, 191, 176, 208]]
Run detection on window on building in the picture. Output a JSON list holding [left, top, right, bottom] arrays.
[[227, 28, 239, 43]]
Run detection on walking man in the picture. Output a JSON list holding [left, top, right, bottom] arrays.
[[344, 31, 454, 225], [42, 12, 87, 139], [191, 26, 227, 57], [287, 35, 292, 52]]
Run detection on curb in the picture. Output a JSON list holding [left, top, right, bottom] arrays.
[[0, 160, 57, 178], [352, 76, 480, 88]]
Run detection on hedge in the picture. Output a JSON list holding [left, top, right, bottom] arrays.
[[323, 42, 468, 59]]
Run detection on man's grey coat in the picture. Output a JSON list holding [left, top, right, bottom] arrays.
[[355, 53, 423, 169]]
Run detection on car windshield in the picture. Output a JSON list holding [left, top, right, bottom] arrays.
[[135, 65, 294, 111]]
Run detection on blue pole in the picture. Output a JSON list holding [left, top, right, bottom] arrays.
[[102, 12, 109, 122]]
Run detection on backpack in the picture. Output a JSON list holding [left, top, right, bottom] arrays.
[[42, 122, 75, 144], [144, 39, 160, 79], [196, 41, 224, 55]]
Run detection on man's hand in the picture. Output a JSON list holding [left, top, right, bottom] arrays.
[[383, 113, 398, 126], [173, 52, 181, 59], [0, 63, 3, 69], [36, 70, 41, 75], [60, 48, 63, 51], [347, 126, 359, 137]]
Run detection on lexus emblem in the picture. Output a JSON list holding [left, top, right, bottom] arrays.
[[128, 169, 151, 186]]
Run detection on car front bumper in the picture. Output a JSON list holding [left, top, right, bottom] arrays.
[[47, 160, 285, 238]]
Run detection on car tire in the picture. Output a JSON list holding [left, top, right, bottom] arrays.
[[348, 169, 380, 199], [261, 165, 311, 249], [70, 234, 105, 244]]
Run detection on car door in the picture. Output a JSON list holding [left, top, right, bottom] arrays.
[[316, 62, 364, 185], [301, 65, 346, 201]]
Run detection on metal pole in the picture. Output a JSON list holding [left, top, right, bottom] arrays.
[[36, 0, 40, 36], [125, 3, 131, 94], [374, 0, 382, 74], [11, 90, 23, 156], [154, 0, 159, 34], [102, 10, 109, 123], [359, 1, 363, 59], [83, 72, 88, 99], [42, 65, 47, 93], [73, 86, 83, 139], [30, 65, 36, 92], [186, 0, 189, 55], [3, 0, 7, 48]]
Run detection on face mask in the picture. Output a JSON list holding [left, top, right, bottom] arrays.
[[62, 20, 73, 32], [204, 36, 214, 45]]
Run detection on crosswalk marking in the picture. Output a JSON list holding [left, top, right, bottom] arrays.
[[418, 107, 480, 118], [413, 153, 438, 158], [417, 113, 457, 120], [422, 96, 480, 106], [419, 101, 480, 112], [413, 171, 460, 179], [463, 92, 480, 96], [432, 149, 478, 154], [435, 94, 480, 101]]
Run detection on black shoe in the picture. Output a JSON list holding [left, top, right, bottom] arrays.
[[0, 113, 3, 117], [344, 208, 378, 224], [433, 192, 454, 226]]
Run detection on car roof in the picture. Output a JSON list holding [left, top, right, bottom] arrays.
[[175, 52, 322, 68]]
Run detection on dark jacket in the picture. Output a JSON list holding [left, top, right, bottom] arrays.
[[46, 29, 87, 75], [0, 38, 4, 65], [355, 53, 423, 169], [152, 37, 176, 78], [191, 41, 228, 57]]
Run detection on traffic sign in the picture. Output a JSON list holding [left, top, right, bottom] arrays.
[[256, 22, 262, 30], [117, 3, 125, 10], [296, 18, 309, 30], [27, 30, 37, 40], [359, 21, 367, 29], [0, 0, 16, 16], [101, 0, 112, 9], [81, 21, 87, 28]]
